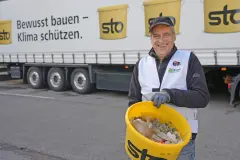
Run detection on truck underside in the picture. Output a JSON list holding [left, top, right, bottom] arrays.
[[8, 63, 134, 93], [204, 66, 240, 107]]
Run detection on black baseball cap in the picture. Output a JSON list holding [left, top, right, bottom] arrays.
[[149, 16, 176, 32]]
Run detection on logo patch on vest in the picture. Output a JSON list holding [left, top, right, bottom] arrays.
[[173, 61, 181, 66], [168, 68, 181, 73]]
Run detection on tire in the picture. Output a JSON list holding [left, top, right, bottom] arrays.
[[27, 67, 44, 89], [71, 68, 93, 94], [47, 67, 66, 92]]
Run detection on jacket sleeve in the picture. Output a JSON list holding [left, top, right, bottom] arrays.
[[163, 52, 210, 108], [128, 60, 142, 107]]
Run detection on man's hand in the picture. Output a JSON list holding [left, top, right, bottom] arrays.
[[151, 91, 170, 108]]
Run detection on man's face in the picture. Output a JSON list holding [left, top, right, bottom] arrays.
[[150, 25, 176, 60]]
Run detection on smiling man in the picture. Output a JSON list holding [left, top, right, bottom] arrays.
[[128, 16, 210, 160]]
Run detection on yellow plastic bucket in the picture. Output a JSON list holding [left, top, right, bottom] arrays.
[[143, 0, 181, 36], [97, 4, 129, 40], [125, 101, 192, 160], [204, 0, 240, 33], [0, 20, 12, 45]]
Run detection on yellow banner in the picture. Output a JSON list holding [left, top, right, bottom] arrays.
[[204, 0, 240, 33], [0, 20, 12, 44], [143, 0, 181, 36], [98, 4, 129, 40]]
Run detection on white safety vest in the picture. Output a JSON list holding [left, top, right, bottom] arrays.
[[138, 50, 198, 133]]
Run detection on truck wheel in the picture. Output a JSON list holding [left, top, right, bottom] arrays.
[[71, 68, 93, 94], [27, 67, 43, 89], [47, 68, 66, 92]]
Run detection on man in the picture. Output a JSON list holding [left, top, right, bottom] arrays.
[[128, 16, 210, 160]]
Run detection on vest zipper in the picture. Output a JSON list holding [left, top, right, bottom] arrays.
[[158, 60, 163, 90]]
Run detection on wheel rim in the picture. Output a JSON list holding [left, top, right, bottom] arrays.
[[50, 72, 61, 88], [74, 73, 86, 90], [29, 71, 39, 86]]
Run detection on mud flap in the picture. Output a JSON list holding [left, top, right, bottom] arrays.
[[229, 74, 240, 107], [22, 65, 28, 84]]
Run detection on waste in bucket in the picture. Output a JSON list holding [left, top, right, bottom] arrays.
[[143, 0, 181, 36], [125, 101, 192, 160], [0, 20, 12, 44], [97, 4, 129, 40], [204, 0, 240, 33]]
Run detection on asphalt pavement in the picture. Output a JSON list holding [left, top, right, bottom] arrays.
[[0, 79, 239, 160]]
